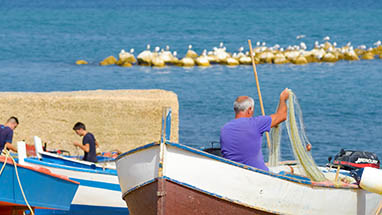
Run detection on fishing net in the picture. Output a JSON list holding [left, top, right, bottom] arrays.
[[268, 108, 282, 167], [269, 90, 327, 182]]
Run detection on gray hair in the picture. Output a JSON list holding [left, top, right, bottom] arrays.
[[234, 96, 254, 113]]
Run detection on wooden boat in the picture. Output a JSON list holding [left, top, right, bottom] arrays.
[[17, 139, 129, 215], [116, 141, 382, 215], [0, 153, 79, 215]]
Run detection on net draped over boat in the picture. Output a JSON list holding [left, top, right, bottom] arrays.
[[268, 90, 327, 182]]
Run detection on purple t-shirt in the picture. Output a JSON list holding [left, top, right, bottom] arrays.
[[0, 124, 13, 151], [220, 116, 272, 171]]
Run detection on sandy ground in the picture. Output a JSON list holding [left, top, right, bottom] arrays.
[[0, 89, 178, 154]]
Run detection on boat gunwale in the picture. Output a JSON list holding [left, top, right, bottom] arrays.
[[0, 155, 80, 184], [23, 157, 117, 176]]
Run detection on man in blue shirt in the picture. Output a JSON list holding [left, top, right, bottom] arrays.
[[73, 122, 98, 163], [0, 116, 19, 152], [220, 89, 289, 171]]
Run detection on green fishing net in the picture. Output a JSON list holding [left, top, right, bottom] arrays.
[[269, 90, 327, 182]]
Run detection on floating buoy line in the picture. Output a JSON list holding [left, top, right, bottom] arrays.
[[76, 38, 382, 67]]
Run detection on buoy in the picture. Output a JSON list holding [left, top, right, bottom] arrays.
[[76, 60, 88, 65], [357, 167, 382, 194], [99, 56, 117, 66]]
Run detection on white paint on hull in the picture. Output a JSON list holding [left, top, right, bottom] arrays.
[[117, 143, 382, 215]]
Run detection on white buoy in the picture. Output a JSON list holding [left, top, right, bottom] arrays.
[[359, 167, 382, 194]]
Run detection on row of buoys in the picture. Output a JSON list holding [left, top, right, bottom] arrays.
[[76, 39, 382, 67]]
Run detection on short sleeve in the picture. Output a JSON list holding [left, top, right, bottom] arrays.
[[82, 135, 90, 145], [254, 116, 272, 134]]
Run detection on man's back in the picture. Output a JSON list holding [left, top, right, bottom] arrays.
[[0, 124, 13, 151], [220, 116, 271, 171]]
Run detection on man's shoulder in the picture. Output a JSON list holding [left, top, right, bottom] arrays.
[[84, 132, 95, 141]]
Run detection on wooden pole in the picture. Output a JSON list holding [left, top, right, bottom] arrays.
[[248, 40, 271, 150]]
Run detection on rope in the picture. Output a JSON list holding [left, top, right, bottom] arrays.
[[1, 149, 35, 215]]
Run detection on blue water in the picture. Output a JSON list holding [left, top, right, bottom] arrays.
[[1, 0, 382, 165]]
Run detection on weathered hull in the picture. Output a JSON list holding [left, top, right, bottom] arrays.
[[125, 177, 272, 215], [116, 142, 382, 215]]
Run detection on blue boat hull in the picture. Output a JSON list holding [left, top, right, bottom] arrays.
[[0, 157, 79, 211]]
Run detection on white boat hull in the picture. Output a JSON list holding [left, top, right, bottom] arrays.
[[116, 142, 382, 215]]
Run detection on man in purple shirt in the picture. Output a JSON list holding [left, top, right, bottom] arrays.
[[220, 89, 289, 171], [0, 116, 19, 152]]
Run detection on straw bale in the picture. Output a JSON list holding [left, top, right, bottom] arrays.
[[0, 89, 178, 154]]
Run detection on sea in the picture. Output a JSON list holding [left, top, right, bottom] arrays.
[[1, 0, 382, 165]]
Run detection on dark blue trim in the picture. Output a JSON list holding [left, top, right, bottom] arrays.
[[117, 142, 159, 160], [24, 158, 117, 175], [34, 204, 129, 215], [69, 178, 121, 191], [123, 178, 157, 198]]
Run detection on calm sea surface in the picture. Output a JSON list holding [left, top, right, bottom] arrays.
[[1, 0, 382, 164]]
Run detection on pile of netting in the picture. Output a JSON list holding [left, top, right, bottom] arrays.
[[268, 89, 327, 182]]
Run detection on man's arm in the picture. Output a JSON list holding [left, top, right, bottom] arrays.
[[95, 140, 99, 148], [5, 142, 17, 152], [270, 88, 290, 128], [74, 142, 90, 152]]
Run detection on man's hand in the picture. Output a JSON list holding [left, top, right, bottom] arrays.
[[73, 141, 81, 147], [280, 88, 290, 101]]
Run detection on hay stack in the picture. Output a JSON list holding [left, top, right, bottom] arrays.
[[0, 89, 179, 154]]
